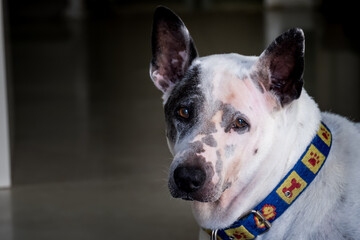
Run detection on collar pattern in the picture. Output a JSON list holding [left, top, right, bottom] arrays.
[[206, 121, 332, 240]]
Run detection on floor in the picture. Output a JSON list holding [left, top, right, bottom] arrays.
[[1, 1, 359, 240]]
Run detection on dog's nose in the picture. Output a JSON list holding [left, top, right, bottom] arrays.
[[173, 166, 206, 193]]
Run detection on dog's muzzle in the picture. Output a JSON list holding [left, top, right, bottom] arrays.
[[173, 166, 206, 193], [168, 150, 221, 202]]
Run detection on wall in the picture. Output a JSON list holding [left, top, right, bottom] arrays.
[[0, 0, 11, 188]]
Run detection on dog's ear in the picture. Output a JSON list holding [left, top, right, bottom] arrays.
[[255, 28, 304, 106], [150, 6, 198, 93]]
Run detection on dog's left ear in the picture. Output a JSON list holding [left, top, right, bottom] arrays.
[[254, 28, 305, 106], [150, 6, 198, 93]]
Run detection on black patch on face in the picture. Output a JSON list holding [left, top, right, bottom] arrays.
[[220, 102, 236, 131], [164, 65, 204, 144], [215, 151, 223, 175], [218, 101, 250, 134], [254, 148, 258, 155], [202, 135, 217, 147], [200, 121, 217, 135], [188, 141, 205, 154], [225, 144, 236, 159]]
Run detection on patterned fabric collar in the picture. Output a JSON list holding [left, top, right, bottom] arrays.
[[205, 121, 332, 240]]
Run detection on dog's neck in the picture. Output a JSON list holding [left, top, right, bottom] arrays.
[[191, 89, 322, 230]]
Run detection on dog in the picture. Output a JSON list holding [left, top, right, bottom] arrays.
[[149, 6, 360, 240]]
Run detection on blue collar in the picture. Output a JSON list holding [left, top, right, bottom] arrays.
[[206, 121, 332, 240]]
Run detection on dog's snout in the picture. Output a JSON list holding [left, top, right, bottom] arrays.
[[174, 166, 206, 193]]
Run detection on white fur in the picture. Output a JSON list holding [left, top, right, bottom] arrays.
[[182, 54, 360, 239], [156, 49, 360, 239], [198, 111, 360, 239]]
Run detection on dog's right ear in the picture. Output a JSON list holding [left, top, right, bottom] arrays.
[[254, 28, 305, 107], [150, 6, 198, 93]]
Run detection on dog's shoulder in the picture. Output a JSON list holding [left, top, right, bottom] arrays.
[[320, 112, 360, 236], [321, 112, 360, 166]]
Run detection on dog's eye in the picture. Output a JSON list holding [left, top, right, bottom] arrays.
[[178, 107, 190, 119], [233, 118, 248, 129]]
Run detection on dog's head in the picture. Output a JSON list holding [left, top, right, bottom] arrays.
[[150, 7, 304, 203]]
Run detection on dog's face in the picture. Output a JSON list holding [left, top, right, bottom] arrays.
[[150, 7, 304, 203]]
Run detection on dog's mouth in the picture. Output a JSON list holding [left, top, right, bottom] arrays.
[[169, 179, 231, 203], [181, 195, 196, 201], [175, 191, 222, 203]]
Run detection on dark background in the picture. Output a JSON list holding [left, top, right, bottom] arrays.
[[0, 0, 359, 239]]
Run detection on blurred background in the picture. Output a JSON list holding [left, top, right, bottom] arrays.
[[0, 0, 359, 239]]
